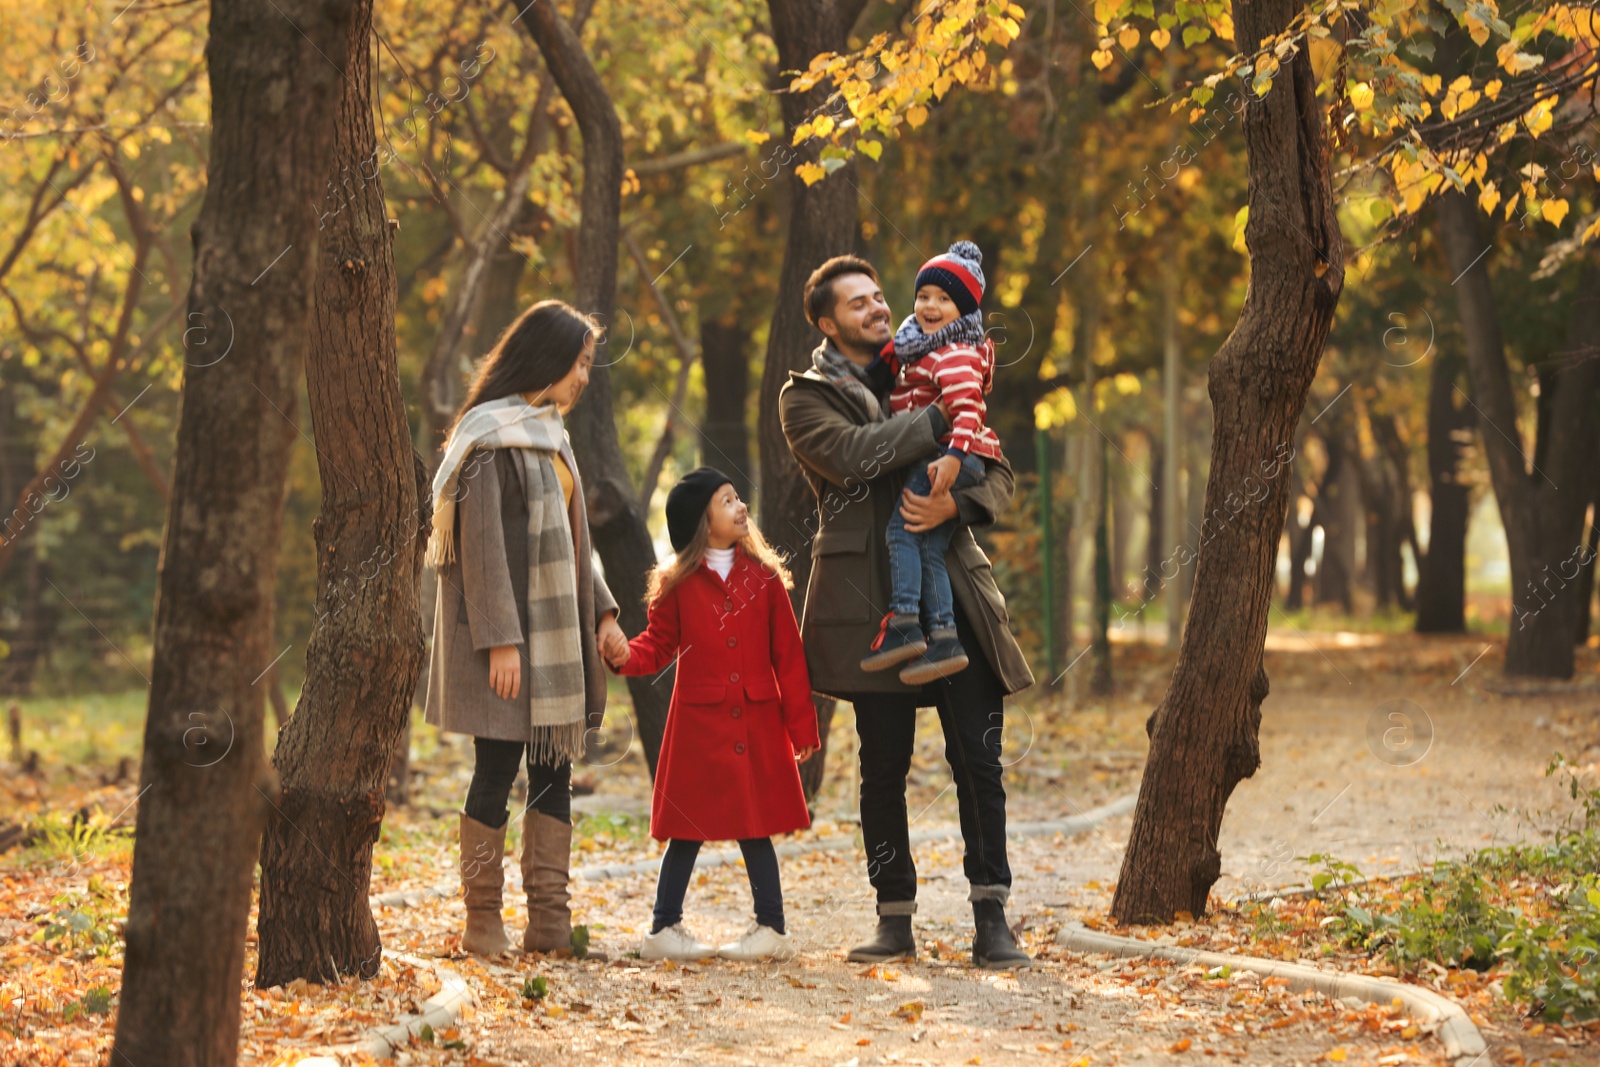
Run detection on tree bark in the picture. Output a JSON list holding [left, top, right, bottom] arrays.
[[514, 0, 669, 772], [110, 0, 353, 1061], [700, 312, 752, 499], [1436, 190, 1600, 676], [1111, 0, 1344, 924], [759, 0, 858, 795], [255, 0, 430, 988]]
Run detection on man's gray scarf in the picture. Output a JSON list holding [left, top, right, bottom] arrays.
[[427, 396, 587, 763], [811, 340, 886, 422]]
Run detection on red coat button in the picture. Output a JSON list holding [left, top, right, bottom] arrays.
[[727, 637, 737, 648], [729, 672, 740, 683], [731, 707, 742, 719], [734, 742, 746, 754], [724, 599, 734, 611]]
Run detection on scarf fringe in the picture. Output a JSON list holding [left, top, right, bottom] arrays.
[[527, 719, 589, 767], [425, 523, 455, 568]]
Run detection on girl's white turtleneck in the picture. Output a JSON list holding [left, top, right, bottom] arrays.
[[705, 546, 735, 580]]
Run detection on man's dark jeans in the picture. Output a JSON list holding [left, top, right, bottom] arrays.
[[849, 601, 1012, 904], [885, 451, 987, 635]]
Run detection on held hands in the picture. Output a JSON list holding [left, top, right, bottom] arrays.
[[598, 612, 630, 669], [926, 454, 962, 497]]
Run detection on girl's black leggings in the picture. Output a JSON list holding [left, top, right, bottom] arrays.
[[464, 736, 572, 827], [651, 837, 785, 935]]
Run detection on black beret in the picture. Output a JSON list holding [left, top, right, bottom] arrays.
[[665, 467, 734, 552]]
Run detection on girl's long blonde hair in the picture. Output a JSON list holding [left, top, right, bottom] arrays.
[[645, 511, 793, 611]]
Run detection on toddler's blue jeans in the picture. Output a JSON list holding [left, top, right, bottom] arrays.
[[886, 452, 986, 634]]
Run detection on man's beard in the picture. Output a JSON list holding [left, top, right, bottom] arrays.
[[835, 314, 891, 353]]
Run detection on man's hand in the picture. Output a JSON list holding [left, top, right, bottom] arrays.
[[489, 645, 522, 700], [899, 485, 959, 533], [926, 454, 962, 496], [597, 613, 630, 668]]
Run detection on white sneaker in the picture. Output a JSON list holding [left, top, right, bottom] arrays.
[[639, 923, 716, 961], [717, 922, 795, 961]]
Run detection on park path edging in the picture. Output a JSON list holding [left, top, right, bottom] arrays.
[[345, 951, 473, 1059], [1057, 922, 1492, 1067]]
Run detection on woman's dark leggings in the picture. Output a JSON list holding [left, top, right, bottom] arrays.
[[464, 736, 572, 828], [651, 838, 785, 935]]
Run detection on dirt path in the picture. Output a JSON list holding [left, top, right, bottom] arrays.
[[358, 631, 1599, 1067]]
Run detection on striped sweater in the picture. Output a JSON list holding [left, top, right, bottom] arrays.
[[886, 338, 1003, 460]]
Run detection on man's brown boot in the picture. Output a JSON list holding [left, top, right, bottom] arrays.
[[459, 813, 514, 957]]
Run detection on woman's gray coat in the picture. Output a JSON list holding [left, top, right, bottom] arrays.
[[424, 447, 617, 742]]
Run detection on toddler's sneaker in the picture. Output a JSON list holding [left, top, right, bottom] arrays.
[[861, 613, 927, 672], [640, 923, 715, 961], [898, 629, 969, 685], [717, 922, 795, 961]]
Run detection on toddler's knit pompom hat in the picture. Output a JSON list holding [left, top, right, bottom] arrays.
[[914, 240, 986, 317]]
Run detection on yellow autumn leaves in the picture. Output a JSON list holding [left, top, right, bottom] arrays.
[[784, 1, 1029, 184]]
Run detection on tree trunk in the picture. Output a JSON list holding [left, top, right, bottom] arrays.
[[1144, 434, 1164, 605], [110, 0, 353, 1061], [515, 0, 670, 772], [1090, 435, 1114, 696], [1436, 190, 1600, 677], [759, 0, 858, 795], [1111, 0, 1344, 924], [1112, 450, 1133, 604], [1368, 411, 1416, 612], [1315, 429, 1357, 614], [255, 1, 430, 988], [699, 313, 752, 499]]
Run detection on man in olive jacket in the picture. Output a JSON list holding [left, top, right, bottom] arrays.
[[778, 255, 1034, 969]]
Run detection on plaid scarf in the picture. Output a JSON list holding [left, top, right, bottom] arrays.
[[427, 396, 587, 762], [890, 310, 987, 364], [811, 340, 886, 422]]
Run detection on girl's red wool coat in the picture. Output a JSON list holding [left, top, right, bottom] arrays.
[[615, 550, 820, 842]]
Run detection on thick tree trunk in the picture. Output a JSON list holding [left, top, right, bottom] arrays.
[[699, 313, 753, 499], [1111, 0, 1344, 923], [110, 0, 352, 1062], [1414, 348, 1473, 631], [255, 2, 430, 988], [760, 0, 858, 795], [515, 0, 669, 772], [1436, 190, 1600, 677]]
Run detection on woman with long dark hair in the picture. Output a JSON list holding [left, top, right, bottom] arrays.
[[424, 299, 628, 957]]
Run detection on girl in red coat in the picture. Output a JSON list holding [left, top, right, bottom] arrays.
[[606, 467, 820, 961]]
